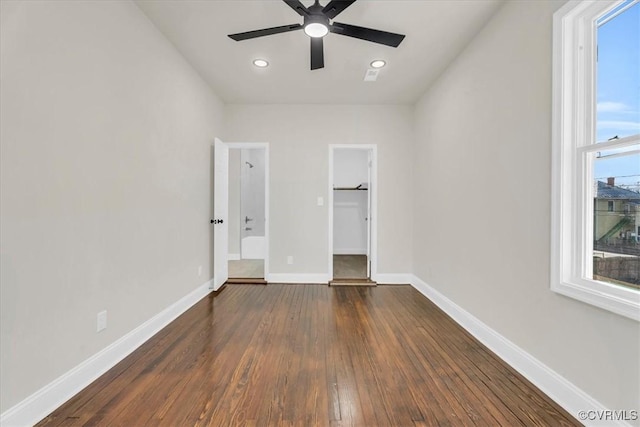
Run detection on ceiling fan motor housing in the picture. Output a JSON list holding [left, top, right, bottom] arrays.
[[304, 11, 330, 36]]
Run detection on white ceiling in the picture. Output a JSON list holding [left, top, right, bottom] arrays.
[[135, 0, 504, 104]]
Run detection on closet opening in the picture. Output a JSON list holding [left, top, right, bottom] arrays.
[[328, 145, 377, 285]]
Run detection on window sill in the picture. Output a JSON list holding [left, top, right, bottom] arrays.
[[552, 279, 640, 321]]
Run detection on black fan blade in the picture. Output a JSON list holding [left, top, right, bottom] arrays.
[[310, 37, 324, 70], [322, 0, 357, 20], [330, 22, 405, 47], [228, 24, 302, 41], [283, 0, 309, 16]]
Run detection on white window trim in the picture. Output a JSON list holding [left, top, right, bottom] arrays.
[[551, 0, 640, 321]]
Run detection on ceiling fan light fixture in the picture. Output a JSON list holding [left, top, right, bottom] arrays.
[[304, 22, 329, 38], [252, 58, 269, 68], [370, 60, 386, 68]]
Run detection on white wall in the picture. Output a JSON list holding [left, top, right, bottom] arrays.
[[333, 190, 368, 255], [334, 149, 369, 188], [0, 0, 224, 412], [413, 0, 639, 414], [224, 105, 413, 276]]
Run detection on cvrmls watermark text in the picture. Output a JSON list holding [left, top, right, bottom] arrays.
[[577, 410, 638, 422]]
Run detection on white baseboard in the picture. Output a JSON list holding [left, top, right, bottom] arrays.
[[373, 273, 413, 284], [228, 253, 240, 261], [333, 248, 367, 255], [409, 274, 628, 427], [267, 273, 330, 284], [0, 279, 213, 427]]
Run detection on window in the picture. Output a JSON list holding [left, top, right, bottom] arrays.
[[552, 0, 640, 320]]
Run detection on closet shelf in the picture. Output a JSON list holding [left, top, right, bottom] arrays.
[[334, 183, 368, 191]]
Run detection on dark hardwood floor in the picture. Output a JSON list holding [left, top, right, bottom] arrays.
[[37, 285, 579, 426]]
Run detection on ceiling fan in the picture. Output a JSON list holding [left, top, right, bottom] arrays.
[[228, 0, 405, 70]]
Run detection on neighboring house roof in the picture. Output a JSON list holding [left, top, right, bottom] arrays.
[[596, 181, 640, 204]]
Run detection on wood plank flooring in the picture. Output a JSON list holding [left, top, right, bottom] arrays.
[[37, 285, 580, 427]]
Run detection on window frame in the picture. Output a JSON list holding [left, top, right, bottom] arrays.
[[551, 0, 640, 321]]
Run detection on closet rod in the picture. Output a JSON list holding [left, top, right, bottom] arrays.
[[333, 183, 368, 191]]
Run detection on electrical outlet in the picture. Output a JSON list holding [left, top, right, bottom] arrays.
[[317, 197, 324, 206], [287, 256, 293, 265], [97, 310, 107, 332], [198, 265, 203, 277]]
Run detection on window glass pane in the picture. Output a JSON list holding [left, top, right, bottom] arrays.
[[596, 1, 640, 143], [592, 146, 640, 289]]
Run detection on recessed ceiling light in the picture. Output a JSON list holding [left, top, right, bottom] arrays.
[[370, 60, 386, 69], [304, 22, 329, 38], [253, 59, 269, 68]]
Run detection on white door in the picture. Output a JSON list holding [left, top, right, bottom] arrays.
[[366, 150, 372, 278], [213, 138, 229, 290]]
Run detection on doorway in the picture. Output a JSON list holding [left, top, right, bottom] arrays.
[[212, 140, 269, 288], [228, 146, 267, 280], [328, 145, 377, 282]]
